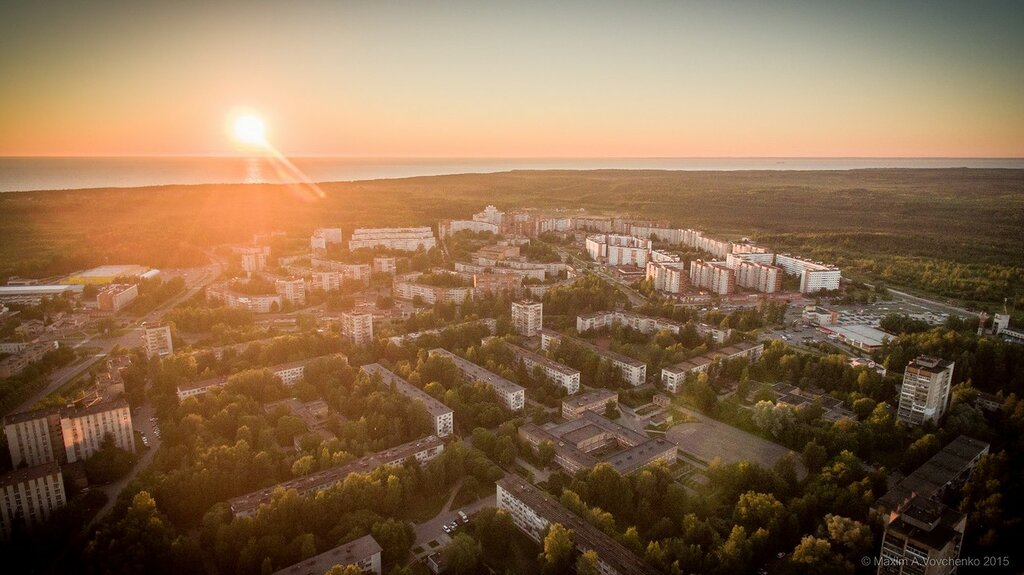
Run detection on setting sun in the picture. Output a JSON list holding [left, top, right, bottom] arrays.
[[232, 114, 267, 147]]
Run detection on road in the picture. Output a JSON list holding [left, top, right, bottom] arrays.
[[554, 246, 648, 307], [7, 257, 222, 415], [85, 403, 162, 530], [408, 481, 499, 565]]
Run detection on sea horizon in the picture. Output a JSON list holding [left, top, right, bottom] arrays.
[[2, 155, 1023, 193]]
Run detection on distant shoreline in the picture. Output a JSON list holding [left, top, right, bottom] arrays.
[[2, 157, 1023, 193]]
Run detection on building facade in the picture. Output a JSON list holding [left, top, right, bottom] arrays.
[[361, 364, 454, 437], [96, 283, 139, 311], [3, 399, 135, 467], [506, 343, 580, 394], [897, 356, 955, 426], [348, 227, 436, 252], [428, 349, 525, 411], [143, 323, 174, 358], [512, 300, 544, 337], [0, 462, 66, 539], [689, 260, 735, 295], [340, 312, 374, 346]]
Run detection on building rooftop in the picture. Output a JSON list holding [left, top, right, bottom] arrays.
[[273, 533, 382, 575], [876, 435, 989, 513], [361, 364, 453, 419], [562, 388, 618, 410], [540, 330, 644, 368], [907, 356, 955, 374], [428, 349, 525, 397], [828, 324, 893, 348], [497, 478, 658, 575], [0, 285, 82, 296], [506, 344, 580, 377], [4, 397, 129, 426], [0, 461, 62, 489], [229, 435, 444, 516]]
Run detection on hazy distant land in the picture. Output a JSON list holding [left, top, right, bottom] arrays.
[[1, 168, 1022, 310]]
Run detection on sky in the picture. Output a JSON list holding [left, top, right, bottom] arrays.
[[1, 0, 1023, 157]]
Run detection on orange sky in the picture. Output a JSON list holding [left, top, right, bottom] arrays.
[[2, 1, 1022, 157]]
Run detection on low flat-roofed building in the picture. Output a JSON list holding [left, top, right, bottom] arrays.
[[821, 324, 893, 352], [229, 435, 444, 517], [562, 389, 618, 419], [0, 462, 67, 539], [802, 305, 838, 326], [361, 364, 453, 437], [0, 285, 83, 305], [506, 343, 580, 395], [63, 264, 152, 285], [519, 411, 674, 475], [496, 477, 659, 575], [273, 533, 382, 575], [540, 329, 646, 387], [428, 349, 525, 411]]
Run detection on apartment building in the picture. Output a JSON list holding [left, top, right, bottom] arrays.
[[576, 310, 686, 337], [679, 229, 731, 258], [175, 354, 347, 400], [3, 398, 135, 467], [274, 533, 382, 575], [725, 252, 776, 268], [562, 388, 618, 419], [496, 478, 659, 575], [206, 284, 283, 313], [348, 227, 436, 252], [629, 225, 683, 244], [230, 435, 444, 517], [0, 462, 66, 539], [439, 219, 499, 237], [506, 343, 580, 394], [874, 435, 989, 518], [373, 256, 397, 274], [512, 300, 544, 337], [274, 277, 306, 305], [646, 261, 688, 294], [775, 254, 841, 293], [96, 283, 139, 311], [877, 497, 966, 575], [540, 329, 646, 386], [734, 261, 783, 293], [310, 227, 343, 251], [689, 260, 735, 295], [585, 234, 651, 266], [897, 356, 955, 426], [427, 349, 525, 411], [0, 341, 59, 379], [386, 318, 497, 346], [660, 341, 764, 393], [340, 312, 374, 346], [519, 411, 676, 475], [238, 247, 269, 274], [361, 364, 453, 437], [143, 323, 174, 358], [393, 273, 474, 305], [473, 273, 522, 295], [310, 259, 372, 282]]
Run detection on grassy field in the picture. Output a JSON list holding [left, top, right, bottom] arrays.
[[1, 168, 1022, 308]]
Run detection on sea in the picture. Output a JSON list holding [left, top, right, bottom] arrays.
[[1, 156, 1022, 193]]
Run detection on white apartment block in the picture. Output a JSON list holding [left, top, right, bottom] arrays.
[[238, 247, 269, 274], [428, 349, 525, 411], [646, 261, 688, 294], [392, 274, 474, 305], [474, 205, 504, 227], [440, 219, 499, 237], [650, 249, 680, 263], [361, 364, 454, 437], [585, 234, 651, 266], [3, 399, 135, 467], [274, 278, 306, 305], [96, 283, 139, 312], [660, 341, 764, 394], [340, 312, 374, 346], [143, 323, 174, 358], [689, 260, 735, 295], [310, 259, 372, 282], [540, 330, 647, 387], [725, 252, 776, 268], [512, 300, 543, 337], [348, 227, 436, 252], [0, 462, 66, 538], [310, 227, 343, 251], [898, 356, 955, 426], [507, 343, 580, 394], [774, 254, 841, 293], [497, 478, 658, 575], [373, 256, 397, 274], [629, 226, 683, 244], [679, 229, 731, 258], [734, 261, 783, 293], [206, 284, 283, 313]]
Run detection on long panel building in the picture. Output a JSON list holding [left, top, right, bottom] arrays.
[[360, 364, 454, 437], [348, 227, 436, 252], [229, 435, 445, 518], [4, 398, 135, 467], [427, 349, 525, 411], [506, 343, 580, 395], [176, 354, 347, 400], [539, 329, 646, 386], [0, 462, 67, 539], [661, 341, 764, 393], [497, 477, 659, 575]]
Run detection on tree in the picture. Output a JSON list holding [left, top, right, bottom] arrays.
[[540, 523, 574, 575], [324, 566, 364, 575], [372, 519, 415, 566], [537, 440, 556, 467], [823, 514, 872, 557], [473, 507, 515, 556], [443, 533, 481, 575], [801, 440, 828, 474], [576, 549, 601, 575], [786, 535, 851, 575]]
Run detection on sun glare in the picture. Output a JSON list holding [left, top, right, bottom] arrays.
[[233, 114, 267, 147]]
